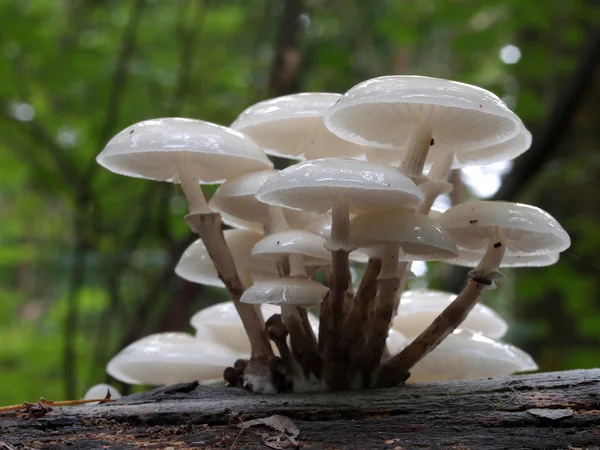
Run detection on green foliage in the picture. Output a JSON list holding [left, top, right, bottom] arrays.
[[0, 0, 598, 404]]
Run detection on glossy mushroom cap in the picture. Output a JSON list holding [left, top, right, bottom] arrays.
[[97, 118, 272, 183], [251, 229, 331, 265], [175, 229, 277, 288], [351, 208, 458, 261], [241, 277, 329, 307], [325, 76, 521, 152], [231, 93, 367, 159], [439, 201, 571, 255], [256, 158, 424, 215], [209, 170, 318, 232], [407, 330, 538, 383], [392, 289, 508, 339], [106, 332, 239, 385]]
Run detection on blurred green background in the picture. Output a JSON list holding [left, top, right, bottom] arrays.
[[1, 0, 599, 404]]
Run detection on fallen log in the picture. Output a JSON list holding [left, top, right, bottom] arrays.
[[1, 369, 599, 449]]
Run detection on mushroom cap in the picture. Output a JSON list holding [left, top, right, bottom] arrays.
[[439, 201, 571, 255], [175, 229, 277, 287], [209, 170, 318, 232], [83, 384, 122, 402], [447, 250, 560, 269], [392, 289, 508, 339], [97, 118, 273, 183], [325, 76, 521, 153], [386, 329, 409, 355], [251, 229, 331, 265], [351, 208, 458, 261], [451, 126, 532, 169], [190, 302, 320, 354], [256, 158, 425, 215], [407, 330, 538, 383], [231, 93, 367, 159], [106, 332, 239, 385], [240, 277, 329, 306]]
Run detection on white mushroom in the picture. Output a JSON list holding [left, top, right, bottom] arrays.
[[392, 289, 508, 339], [97, 118, 273, 215], [407, 330, 538, 383], [106, 332, 240, 386], [325, 76, 522, 180], [376, 201, 569, 388], [257, 157, 424, 389], [97, 117, 276, 383], [231, 93, 367, 159]]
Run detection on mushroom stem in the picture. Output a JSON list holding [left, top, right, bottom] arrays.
[[399, 107, 434, 179], [375, 235, 506, 388], [343, 258, 382, 370], [361, 243, 401, 386], [285, 254, 322, 379], [322, 196, 354, 390], [392, 261, 411, 319], [184, 212, 275, 392], [179, 164, 212, 215], [265, 205, 289, 235], [428, 152, 454, 182], [265, 314, 295, 377]]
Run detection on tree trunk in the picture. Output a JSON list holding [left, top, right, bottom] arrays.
[[2, 369, 599, 449]]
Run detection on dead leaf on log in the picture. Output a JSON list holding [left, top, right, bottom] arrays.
[[238, 414, 299, 447], [526, 408, 574, 421]]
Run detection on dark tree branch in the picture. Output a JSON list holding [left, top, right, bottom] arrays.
[[493, 27, 600, 202], [444, 27, 600, 294], [267, 0, 303, 96], [82, 0, 146, 182]]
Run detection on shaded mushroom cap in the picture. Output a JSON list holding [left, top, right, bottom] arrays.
[[325, 76, 521, 153], [209, 170, 318, 232], [351, 208, 458, 261], [256, 158, 424, 215], [83, 384, 122, 402], [450, 126, 532, 169], [106, 332, 239, 385], [241, 277, 329, 307], [439, 201, 571, 255], [190, 301, 315, 354], [391, 289, 508, 339], [407, 330, 538, 383], [175, 229, 277, 287], [447, 250, 560, 269], [365, 125, 532, 170], [386, 329, 409, 355], [97, 118, 273, 183], [231, 93, 367, 159], [251, 229, 331, 265]]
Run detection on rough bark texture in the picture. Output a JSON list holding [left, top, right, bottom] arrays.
[[2, 369, 599, 449]]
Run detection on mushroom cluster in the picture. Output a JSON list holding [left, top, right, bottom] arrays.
[[99, 76, 570, 393]]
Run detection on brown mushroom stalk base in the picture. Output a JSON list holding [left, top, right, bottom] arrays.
[[185, 212, 277, 393], [375, 239, 507, 388], [360, 245, 402, 386]]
